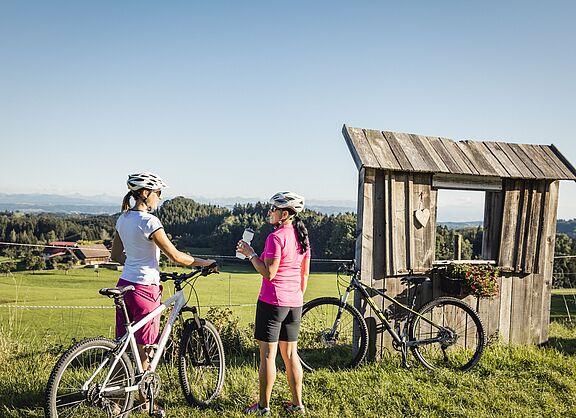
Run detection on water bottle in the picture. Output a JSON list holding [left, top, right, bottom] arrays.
[[236, 228, 255, 259]]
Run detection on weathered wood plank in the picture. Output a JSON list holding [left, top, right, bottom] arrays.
[[550, 144, 576, 179], [469, 141, 510, 177], [411, 135, 450, 173], [483, 191, 503, 260], [507, 143, 546, 179], [411, 175, 435, 272], [513, 181, 530, 272], [364, 129, 402, 171], [456, 141, 499, 176], [356, 167, 376, 357], [498, 274, 513, 343], [452, 141, 481, 175], [433, 173, 502, 191], [517, 144, 559, 178], [497, 142, 538, 179], [539, 181, 559, 342], [343, 126, 380, 169], [438, 137, 475, 175], [372, 170, 387, 355], [391, 173, 409, 274], [509, 274, 533, 343], [385, 173, 394, 276], [499, 180, 522, 270], [529, 145, 568, 178], [540, 145, 576, 179], [392, 132, 431, 172], [529, 274, 545, 344], [382, 131, 414, 171], [426, 136, 462, 173], [484, 142, 524, 178], [523, 181, 545, 273], [372, 169, 387, 280], [408, 134, 443, 172]]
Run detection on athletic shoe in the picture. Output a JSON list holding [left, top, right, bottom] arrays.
[[285, 401, 306, 415], [244, 402, 271, 416]]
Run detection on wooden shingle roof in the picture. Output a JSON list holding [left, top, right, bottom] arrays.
[[343, 125, 576, 180]]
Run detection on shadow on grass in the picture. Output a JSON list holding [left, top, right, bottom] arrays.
[[545, 334, 576, 355]]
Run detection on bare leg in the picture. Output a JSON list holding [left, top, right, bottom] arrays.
[[258, 341, 278, 408], [279, 340, 303, 406]]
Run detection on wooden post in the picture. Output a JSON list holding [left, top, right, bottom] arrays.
[[454, 234, 462, 260]]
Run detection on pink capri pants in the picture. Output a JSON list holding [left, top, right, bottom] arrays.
[[115, 278, 162, 345]]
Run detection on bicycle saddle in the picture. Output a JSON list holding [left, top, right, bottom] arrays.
[[99, 285, 135, 297], [401, 276, 430, 285]]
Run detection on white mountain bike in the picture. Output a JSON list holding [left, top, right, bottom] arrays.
[[44, 264, 224, 417]]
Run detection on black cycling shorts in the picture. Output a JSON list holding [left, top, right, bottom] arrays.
[[254, 300, 303, 342]]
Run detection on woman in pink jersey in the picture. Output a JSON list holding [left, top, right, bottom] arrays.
[[110, 172, 216, 414], [237, 191, 310, 416]]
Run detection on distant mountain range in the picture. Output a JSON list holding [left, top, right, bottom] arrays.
[[0, 193, 356, 216]]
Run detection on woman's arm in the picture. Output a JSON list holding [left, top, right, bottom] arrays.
[[152, 228, 215, 267], [300, 257, 310, 294], [250, 256, 281, 280], [237, 240, 280, 280], [110, 233, 126, 265]]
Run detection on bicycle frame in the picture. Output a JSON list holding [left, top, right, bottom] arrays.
[[337, 271, 447, 348], [85, 288, 188, 397]]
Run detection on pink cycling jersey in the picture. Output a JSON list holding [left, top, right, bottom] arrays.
[[258, 224, 311, 307]]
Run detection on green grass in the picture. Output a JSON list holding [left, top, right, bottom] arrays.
[[2, 270, 576, 417], [0, 268, 339, 340], [1, 322, 575, 417]]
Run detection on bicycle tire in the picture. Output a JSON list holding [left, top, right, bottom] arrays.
[[298, 297, 368, 371], [44, 337, 134, 418], [178, 320, 225, 408], [409, 296, 485, 372]]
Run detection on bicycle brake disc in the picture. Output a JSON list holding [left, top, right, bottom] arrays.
[[139, 372, 161, 399]]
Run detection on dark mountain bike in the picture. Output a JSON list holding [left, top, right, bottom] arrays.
[[298, 261, 485, 372]]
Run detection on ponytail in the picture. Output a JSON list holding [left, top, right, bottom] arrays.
[[121, 191, 133, 212], [293, 215, 309, 254]]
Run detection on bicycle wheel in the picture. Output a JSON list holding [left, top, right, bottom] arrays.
[[409, 297, 485, 372], [298, 297, 368, 371], [45, 337, 134, 418], [178, 320, 225, 408]]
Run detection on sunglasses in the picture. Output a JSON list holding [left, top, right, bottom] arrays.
[[269, 205, 282, 212], [152, 190, 162, 198]]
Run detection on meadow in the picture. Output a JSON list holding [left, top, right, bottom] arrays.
[[1, 268, 576, 417]]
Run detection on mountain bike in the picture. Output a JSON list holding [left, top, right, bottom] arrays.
[[298, 261, 485, 372], [44, 264, 225, 418]]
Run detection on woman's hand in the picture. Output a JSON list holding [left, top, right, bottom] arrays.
[[236, 240, 255, 257]]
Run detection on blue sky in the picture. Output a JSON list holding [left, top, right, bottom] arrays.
[[1, 1, 575, 220]]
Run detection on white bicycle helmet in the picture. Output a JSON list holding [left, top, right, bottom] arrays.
[[269, 191, 305, 213], [127, 172, 168, 191]]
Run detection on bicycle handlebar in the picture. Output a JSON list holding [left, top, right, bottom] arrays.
[[160, 262, 219, 282], [338, 260, 357, 275]]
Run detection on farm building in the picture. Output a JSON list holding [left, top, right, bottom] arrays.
[[73, 244, 111, 266], [343, 125, 576, 356], [43, 241, 111, 266]]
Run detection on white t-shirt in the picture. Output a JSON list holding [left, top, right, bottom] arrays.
[[116, 210, 164, 285]]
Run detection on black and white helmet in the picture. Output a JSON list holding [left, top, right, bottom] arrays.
[[269, 191, 305, 213], [127, 172, 168, 191]]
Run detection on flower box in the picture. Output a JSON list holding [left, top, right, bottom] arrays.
[[439, 263, 500, 299]]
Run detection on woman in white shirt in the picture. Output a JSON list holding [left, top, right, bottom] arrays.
[[111, 172, 216, 374]]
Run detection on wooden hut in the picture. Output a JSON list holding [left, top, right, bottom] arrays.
[[342, 124, 576, 356]]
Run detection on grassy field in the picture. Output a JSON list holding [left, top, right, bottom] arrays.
[[1, 269, 576, 417]]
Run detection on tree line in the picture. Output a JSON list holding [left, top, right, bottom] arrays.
[[1, 197, 576, 286]]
